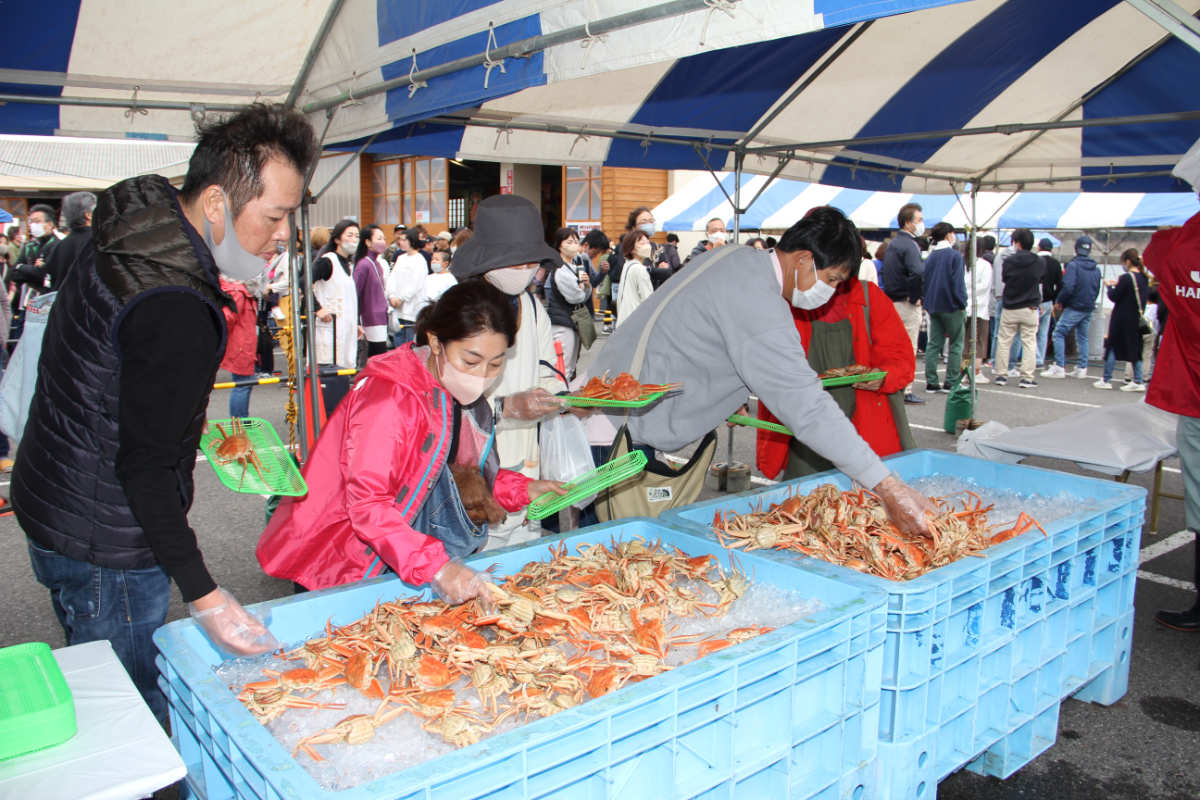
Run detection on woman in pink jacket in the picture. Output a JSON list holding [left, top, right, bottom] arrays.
[[257, 281, 563, 603]]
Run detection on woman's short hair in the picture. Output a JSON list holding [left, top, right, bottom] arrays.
[[415, 280, 517, 348], [552, 226, 578, 251], [624, 206, 652, 231], [329, 219, 359, 250], [621, 229, 649, 259]]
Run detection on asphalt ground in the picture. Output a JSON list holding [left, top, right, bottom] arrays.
[[1, 334, 1196, 799]]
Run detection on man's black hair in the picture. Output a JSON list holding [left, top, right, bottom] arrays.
[[28, 204, 56, 225], [1011, 228, 1034, 250], [665, 232, 679, 244], [180, 103, 317, 217], [777, 206, 862, 270], [581, 228, 609, 252], [981, 234, 996, 252]]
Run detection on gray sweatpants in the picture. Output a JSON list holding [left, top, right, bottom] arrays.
[[1179, 415, 1200, 533]]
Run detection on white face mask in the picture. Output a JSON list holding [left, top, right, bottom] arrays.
[[561, 242, 580, 261], [634, 241, 652, 260], [791, 259, 836, 310], [28, 222, 47, 238], [912, 221, 926, 237], [484, 265, 538, 295], [709, 230, 727, 245]]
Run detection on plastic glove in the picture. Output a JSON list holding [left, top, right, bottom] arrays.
[[872, 473, 936, 538], [188, 588, 280, 657], [501, 388, 564, 421], [526, 479, 570, 504], [430, 559, 494, 606]]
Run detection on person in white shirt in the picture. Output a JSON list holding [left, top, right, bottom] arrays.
[[386, 229, 428, 347], [416, 249, 457, 313], [966, 239, 994, 383], [615, 230, 653, 327]]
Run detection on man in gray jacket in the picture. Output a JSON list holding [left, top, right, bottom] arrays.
[[590, 206, 932, 537]]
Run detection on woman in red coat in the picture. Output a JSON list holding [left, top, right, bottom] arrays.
[[757, 273, 916, 479], [219, 277, 258, 418]]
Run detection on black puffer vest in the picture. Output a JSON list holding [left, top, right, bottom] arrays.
[[543, 261, 584, 329], [12, 175, 230, 569]]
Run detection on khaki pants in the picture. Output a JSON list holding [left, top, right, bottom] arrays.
[[893, 300, 921, 392], [995, 306, 1039, 380]]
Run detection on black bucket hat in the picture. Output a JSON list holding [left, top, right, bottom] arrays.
[[450, 195, 559, 279]]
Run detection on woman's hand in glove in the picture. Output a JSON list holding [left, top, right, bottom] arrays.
[[525, 479, 570, 504], [871, 473, 935, 538], [430, 559, 494, 606], [501, 389, 564, 421], [188, 587, 280, 656]]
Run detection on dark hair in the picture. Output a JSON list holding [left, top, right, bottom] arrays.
[[28, 204, 56, 225], [415, 280, 517, 348], [582, 228, 610, 252], [745, 237, 765, 249], [897, 203, 922, 228], [764, 236, 777, 249], [625, 206, 653, 231], [5, 226, 17, 239], [777, 206, 862, 271], [180, 103, 317, 217], [665, 232, 679, 244], [874, 240, 889, 260], [329, 219, 359, 249], [405, 229, 424, 250], [451, 228, 473, 250], [929, 222, 955, 244], [354, 224, 383, 262], [393, 223, 407, 234], [1121, 247, 1142, 269], [981, 234, 996, 252], [974, 237, 991, 257], [1011, 228, 1034, 250], [621, 229, 650, 259], [431, 249, 450, 264], [552, 227, 578, 251]]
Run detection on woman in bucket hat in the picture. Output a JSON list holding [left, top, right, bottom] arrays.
[[451, 195, 572, 549]]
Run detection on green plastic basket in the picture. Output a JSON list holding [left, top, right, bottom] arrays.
[[726, 414, 793, 436], [820, 369, 887, 387], [199, 417, 307, 496], [526, 450, 649, 520], [560, 389, 668, 408], [0, 642, 76, 761]]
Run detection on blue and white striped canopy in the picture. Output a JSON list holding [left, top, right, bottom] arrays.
[[656, 171, 1200, 231], [0, 0, 1196, 193]]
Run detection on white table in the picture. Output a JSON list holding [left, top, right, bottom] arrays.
[[0, 640, 186, 800]]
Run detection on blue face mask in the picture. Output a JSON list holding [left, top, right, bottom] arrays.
[[638, 222, 656, 236]]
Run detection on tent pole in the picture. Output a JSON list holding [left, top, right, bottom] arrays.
[[286, 0, 348, 108], [1125, 0, 1200, 54], [733, 151, 744, 243], [287, 213, 309, 462], [313, 132, 379, 202], [967, 185, 979, 420], [299, 109, 337, 444]]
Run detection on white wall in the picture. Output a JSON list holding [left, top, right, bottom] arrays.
[[308, 152, 361, 228]]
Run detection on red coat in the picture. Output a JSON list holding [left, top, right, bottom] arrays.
[[757, 278, 914, 479], [218, 278, 258, 375], [1145, 210, 1200, 418], [256, 346, 531, 590]]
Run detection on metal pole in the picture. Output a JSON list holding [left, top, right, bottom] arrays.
[[302, 198, 324, 443], [287, 213, 309, 461], [302, 0, 742, 114], [0, 92, 245, 112], [732, 151, 744, 243], [967, 185, 979, 420], [286, 0, 349, 108], [1125, 0, 1200, 54]]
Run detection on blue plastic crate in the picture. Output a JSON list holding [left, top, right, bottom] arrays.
[[661, 450, 1144, 796], [155, 519, 886, 800]]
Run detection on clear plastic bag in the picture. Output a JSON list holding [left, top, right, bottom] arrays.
[[539, 412, 596, 510]]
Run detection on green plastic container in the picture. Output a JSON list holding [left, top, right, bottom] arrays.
[[726, 414, 793, 436], [820, 369, 887, 388], [199, 417, 307, 497], [526, 450, 649, 520], [560, 389, 668, 408], [0, 642, 76, 760]]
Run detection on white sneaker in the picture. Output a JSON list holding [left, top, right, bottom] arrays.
[[1093, 379, 1113, 389], [973, 372, 990, 385], [1120, 382, 1146, 392], [1007, 368, 1020, 378], [1069, 367, 1089, 379], [1040, 365, 1066, 379]]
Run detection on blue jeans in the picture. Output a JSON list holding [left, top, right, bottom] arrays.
[[392, 320, 416, 348], [411, 463, 487, 561], [1103, 350, 1142, 383], [1035, 301, 1053, 367], [229, 373, 253, 418], [27, 541, 171, 726], [1052, 308, 1091, 370]]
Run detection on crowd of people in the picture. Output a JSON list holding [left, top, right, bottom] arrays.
[[2, 101, 1197, 732]]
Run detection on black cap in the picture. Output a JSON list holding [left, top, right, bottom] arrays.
[[1075, 235, 1092, 256], [1038, 238, 1053, 252]]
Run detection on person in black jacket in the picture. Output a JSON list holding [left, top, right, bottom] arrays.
[[1035, 238, 1063, 368], [1094, 248, 1150, 391], [879, 202, 926, 404], [12, 104, 317, 725], [43, 191, 95, 290], [992, 228, 1044, 387]]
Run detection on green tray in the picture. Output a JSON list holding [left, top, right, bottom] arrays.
[[526, 450, 649, 520], [560, 389, 669, 408], [0, 642, 76, 761], [726, 414, 793, 436], [821, 369, 887, 387], [199, 417, 307, 496]]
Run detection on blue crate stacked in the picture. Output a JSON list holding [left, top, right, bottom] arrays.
[[661, 450, 1145, 798], [154, 520, 887, 800]]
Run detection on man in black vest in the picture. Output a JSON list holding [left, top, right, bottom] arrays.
[[12, 104, 317, 724]]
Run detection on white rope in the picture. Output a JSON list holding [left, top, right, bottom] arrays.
[[494, 126, 513, 149], [579, 20, 609, 70], [408, 49, 428, 99], [699, 0, 738, 47], [483, 22, 506, 89], [569, 131, 590, 155]]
